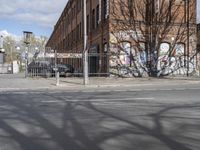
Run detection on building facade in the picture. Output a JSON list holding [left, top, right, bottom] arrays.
[[46, 0, 197, 77], [46, 0, 110, 75], [197, 23, 200, 49]]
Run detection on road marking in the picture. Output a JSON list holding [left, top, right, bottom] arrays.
[[40, 97, 155, 103], [40, 100, 63, 103]]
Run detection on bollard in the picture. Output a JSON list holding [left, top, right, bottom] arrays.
[[56, 71, 60, 86]]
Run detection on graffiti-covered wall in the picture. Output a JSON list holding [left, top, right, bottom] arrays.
[[109, 31, 198, 77], [109, 32, 149, 77], [157, 42, 198, 76]]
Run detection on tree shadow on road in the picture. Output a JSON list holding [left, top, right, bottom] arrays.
[[0, 91, 199, 150]]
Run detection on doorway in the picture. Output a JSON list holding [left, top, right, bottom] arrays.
[[89, 55, 99, 76]]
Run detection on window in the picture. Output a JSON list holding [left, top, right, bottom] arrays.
[[175, 43, 185, 56], [159, 42, 170, 56], [96, 5, 100, 27], [74, 6, 76, 16], [76, 24, 79, 40], [74, 29, 76, 42], [80, 22, 82, 38], [92, 9, 95, 29], [87, 15, 90, 34], [77, 0, 82, 12], [103, 0, 109, 19]]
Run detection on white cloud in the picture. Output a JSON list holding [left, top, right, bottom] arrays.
[[0, 30, 22, 41], [0, 0, 67, 28], [0, 30, 10, 37]]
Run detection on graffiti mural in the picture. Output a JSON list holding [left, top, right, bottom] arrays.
[[109, 40, 149, 77], [157, 43, 197, 76], [109, 32, 198, 78]]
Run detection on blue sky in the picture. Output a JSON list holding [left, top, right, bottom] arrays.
[[0, 0, 199, 38], [0, 0, 67, 38]]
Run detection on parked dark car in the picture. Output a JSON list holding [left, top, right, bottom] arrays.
[[54, 64, 74, 77], [28, 61, 53, 77]]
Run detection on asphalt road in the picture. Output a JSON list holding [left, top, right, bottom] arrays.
[[0, 88, 199, 150]]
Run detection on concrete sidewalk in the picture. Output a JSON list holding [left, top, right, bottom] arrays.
[[57, 76, 200, 87], [0, 73, 200, 91]]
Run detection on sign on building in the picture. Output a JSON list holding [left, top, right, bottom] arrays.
[[57, 53, 82, 58], [45, 53, 55, 58]]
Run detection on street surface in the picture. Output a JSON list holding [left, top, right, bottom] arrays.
[[0, 84, 200, 150]]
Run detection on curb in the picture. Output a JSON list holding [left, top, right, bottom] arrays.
[[0, 77, 200, 92]]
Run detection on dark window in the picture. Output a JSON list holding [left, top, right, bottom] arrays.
[[77, 24, 80, 40], [77, 0, 82, 12], [103, 0, 108, 19], [80, 22, 82, 38], [74, 29, 76, 41], [92, 9, 95, 29], [168, 0, 172, 23], [87, 14, 90, 34], [96, 5, 99, 27]]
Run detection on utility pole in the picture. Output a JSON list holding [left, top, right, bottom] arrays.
[[0, 35, 5, 64], [25, 47, 28, 77], [10, 44, 13, 74], [186, 0, 190, 77], [83, 0, 89, 85]]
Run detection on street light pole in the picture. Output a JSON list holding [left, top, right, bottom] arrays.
[[25, 48, 28, 77], [186, 0, 190, 77], [10, 44, 13, 74], [6, 42, 13, 74], [83, 0, 89, 85]]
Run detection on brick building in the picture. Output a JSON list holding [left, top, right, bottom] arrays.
[[46, 0, 110, 75], [197, 23, 200, 49], [46, 0, 197, 77]]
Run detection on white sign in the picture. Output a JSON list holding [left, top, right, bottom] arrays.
[[45, 53, 55, 58], [57, 53, 82, 58]]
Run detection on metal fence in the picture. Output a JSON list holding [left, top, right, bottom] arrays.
[[27, 60, 54, 78], [27, 53, 110, 78], [59, 53, 110, 77]]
